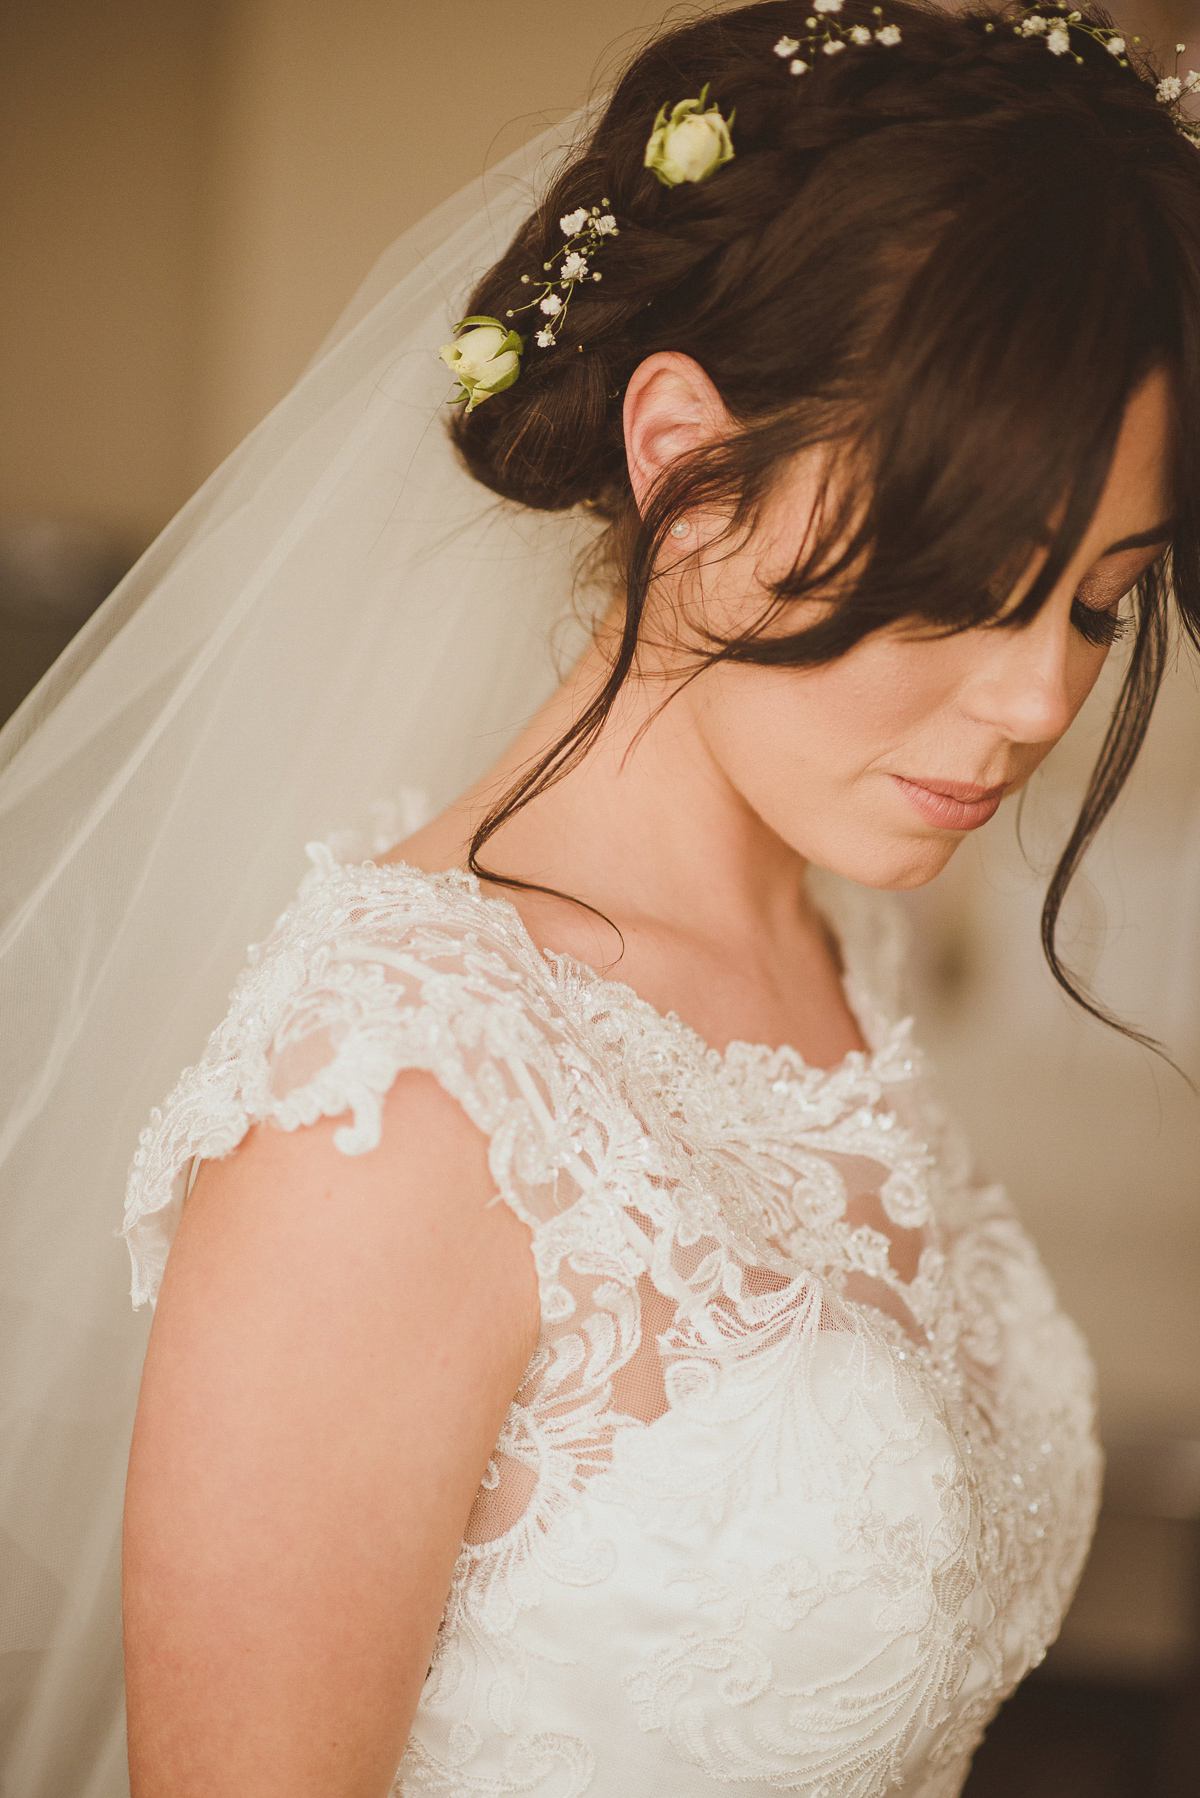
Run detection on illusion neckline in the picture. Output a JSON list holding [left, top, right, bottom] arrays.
[[325, 848, 904, 1084]]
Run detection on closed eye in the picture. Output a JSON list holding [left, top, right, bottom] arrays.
[[1070, 534, 1172, 649], [1070, 598, 1129, 648]]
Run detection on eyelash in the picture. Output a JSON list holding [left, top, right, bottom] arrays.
[[1070, 597, 1131, 649]]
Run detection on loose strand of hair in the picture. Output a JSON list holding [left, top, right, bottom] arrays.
[[1039, 573, 1191, 1079]]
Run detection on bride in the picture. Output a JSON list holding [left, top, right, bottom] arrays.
[[3, 2, 1198, 1794]]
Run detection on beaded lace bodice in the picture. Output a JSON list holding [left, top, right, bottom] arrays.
[[123, 847, 1101, 1798]]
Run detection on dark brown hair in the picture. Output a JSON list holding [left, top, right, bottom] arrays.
[[452, 0, 1200, 1044]]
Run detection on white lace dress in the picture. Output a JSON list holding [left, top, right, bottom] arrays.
[[123, 847, 1101, 1798]]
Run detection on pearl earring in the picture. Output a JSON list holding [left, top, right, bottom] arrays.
[[669, 519, 690, 538]]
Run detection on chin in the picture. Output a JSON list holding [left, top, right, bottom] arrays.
[[809, 832, 961, 892]]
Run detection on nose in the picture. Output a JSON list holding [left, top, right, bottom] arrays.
[[959, 607, 1077, 747]]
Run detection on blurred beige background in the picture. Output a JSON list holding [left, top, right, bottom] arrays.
[[1, 0, 1199, 1786], [0, 0, 670, 552]]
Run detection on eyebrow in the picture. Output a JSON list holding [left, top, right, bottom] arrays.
[[1100, 521, 1175, 555]]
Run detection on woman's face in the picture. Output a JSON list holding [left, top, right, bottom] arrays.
[[624, 358, 1175, 891]]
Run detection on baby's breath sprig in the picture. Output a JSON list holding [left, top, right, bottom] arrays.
[[1154, 39, 1200, 139], [997, 5, 1199, 142], [1004, 3, 1133, 67], [773, 2, 902, 79], [506, 204, 619, 351]]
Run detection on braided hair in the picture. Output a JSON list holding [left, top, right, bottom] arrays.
[[452, 0, 1200, 1045]]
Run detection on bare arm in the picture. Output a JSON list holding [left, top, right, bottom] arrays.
[[123, 1072, 540, 1797]]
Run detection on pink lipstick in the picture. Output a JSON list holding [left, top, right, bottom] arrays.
[[891, 774, 1007, 832]]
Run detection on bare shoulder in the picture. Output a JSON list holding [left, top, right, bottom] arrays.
[[165, 1069, 540, 1353], [125, 1072, 540, 1794]]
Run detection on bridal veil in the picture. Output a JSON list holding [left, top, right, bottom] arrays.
[[0, 115, 597, 1796]]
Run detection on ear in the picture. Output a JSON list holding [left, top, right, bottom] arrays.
[[622, 352, 731, 518]]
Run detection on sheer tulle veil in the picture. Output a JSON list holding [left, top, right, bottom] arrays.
[[0, 115, 600, 1794]]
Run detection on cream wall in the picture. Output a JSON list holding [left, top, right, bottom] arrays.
[[0, 0, 665, 546], [0, 0, 213, 547], [193, 0, 669, 477]]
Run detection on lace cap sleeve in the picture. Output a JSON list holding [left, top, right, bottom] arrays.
[[121, 847, 588, 1308]]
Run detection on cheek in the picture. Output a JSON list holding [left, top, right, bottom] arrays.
[[688, 637, 986, 888], [696, 637, 959, 796], [696, 666, 874, 804], [692, 646, 936, 835]]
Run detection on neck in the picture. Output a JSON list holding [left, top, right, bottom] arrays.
[[392, 615, 867, 1066], [457, 628, 814, 957]]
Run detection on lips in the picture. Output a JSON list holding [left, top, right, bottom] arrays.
[[890, 774, 1007, 832]]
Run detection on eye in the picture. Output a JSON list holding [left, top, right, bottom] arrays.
[[1070, 597, 1129, 649], [1068, 537, 1169, 650]]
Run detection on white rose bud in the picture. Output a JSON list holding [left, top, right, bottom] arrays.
[[644, 88, 735, 188], [439, 316, 523, 413]]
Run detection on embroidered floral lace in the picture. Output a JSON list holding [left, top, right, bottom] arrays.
[[123, 848, 1101, 1798]]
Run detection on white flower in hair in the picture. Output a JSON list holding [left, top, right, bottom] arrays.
[[774, 35, 800, 56], [814, 0, 843, 12], [644, 86, 735, 187], [561, 252, 589, 280], [849, 26, 872, 45], [439, 318, 523, 412], [559, 208, 589, 235], [876, 24, 901, 46], [790, 58, 809, 74], [1046, 24, 1071, 55], [1158, 74, 1183, 100], [1106, 36, 1125, 56], [535, 328, 555, 348], [1019, 15, 1049, 34], [1186, 70, 1200, 92], [539, 293, 563, 315], [824, 38, 846, 54], [595, 214, 619, 234]]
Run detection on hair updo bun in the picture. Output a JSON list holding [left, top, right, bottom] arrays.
[[457, 0, 1200, 1051]]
